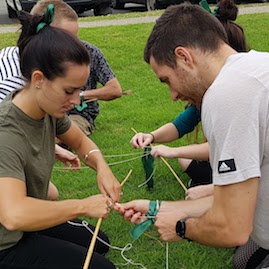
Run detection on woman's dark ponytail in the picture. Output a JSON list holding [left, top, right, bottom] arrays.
[[17, 11, 43, 57], [217, 0, 238, 21]]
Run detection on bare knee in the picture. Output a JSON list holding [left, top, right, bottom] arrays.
[[47, 181, 59, 200], [178, 158, 192, 171]]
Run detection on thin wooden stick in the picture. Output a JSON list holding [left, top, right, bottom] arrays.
[[131, 127, 137, 134], [85, 98, 97, 103], [160, 157, 187, 192], [131, 128, 187, 192], [82, 170, 132, 269], [83, 217, 102, 269], [121, 169, 132, 187]]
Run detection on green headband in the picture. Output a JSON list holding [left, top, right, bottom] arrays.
[[199, 0, 219, 16], [36, 4, 55, 33]]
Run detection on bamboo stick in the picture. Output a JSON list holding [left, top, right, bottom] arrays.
[[82, 169, 133, 268]]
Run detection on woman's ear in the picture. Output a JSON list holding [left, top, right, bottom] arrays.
[[31, 70, 45, 89]]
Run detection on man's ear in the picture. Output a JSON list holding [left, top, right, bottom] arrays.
[[174, 46, 194, 68], [31, 70, 45, 89]]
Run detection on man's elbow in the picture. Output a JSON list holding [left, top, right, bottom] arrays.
[[114, 87, 123, 98], [107, 78, 123, 99], [227, 232, 251, 247], [222, 223, 253, 247]]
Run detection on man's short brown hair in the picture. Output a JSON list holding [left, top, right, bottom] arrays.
[[144, 3, 228, 68], [30, 0, 78, 23]]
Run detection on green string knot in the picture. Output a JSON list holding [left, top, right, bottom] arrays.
[[130, 200, 162, 240]]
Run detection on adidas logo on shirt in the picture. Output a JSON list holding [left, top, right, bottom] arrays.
[[218, 159, 236, 174], [219, 162, 231, 172]]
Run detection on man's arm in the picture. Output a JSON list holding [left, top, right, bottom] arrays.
[[116, 196, 213, 225], [155, 177, 258, 247], [186, 177, 258, 247], [83, 77, 122, 101]]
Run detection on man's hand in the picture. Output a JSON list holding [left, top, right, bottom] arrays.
[[155, 202, 187, 241], [115, 199, 150, 223]]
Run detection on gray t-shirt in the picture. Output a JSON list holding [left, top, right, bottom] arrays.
[[0, 91, 71, 251], [202, 50, 269, 249]]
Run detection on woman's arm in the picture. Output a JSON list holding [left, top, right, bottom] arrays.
[[151, 142, 209, 160], [130, 105, 201, 148], [58, 122, 121, 202], [0, 177, 110, 231]]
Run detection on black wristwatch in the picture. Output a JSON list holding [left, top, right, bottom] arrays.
[[176, 217, 189, 239]]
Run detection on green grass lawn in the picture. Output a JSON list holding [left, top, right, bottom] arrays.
[[0, 11, 269, 269]]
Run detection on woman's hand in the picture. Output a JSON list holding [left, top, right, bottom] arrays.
[[55, 144, 80, 170], [82, 194, 113, 219], [151, 145, 178, 158], [185, 184, 214, 200], [130, 133, 154, 148], [96, 167, 121, 202]]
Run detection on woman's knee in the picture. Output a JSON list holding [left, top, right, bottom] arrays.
[[178, 158, 192, 171], [47, 181, 59, 200]]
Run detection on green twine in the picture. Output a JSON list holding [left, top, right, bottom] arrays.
[[142, 147, 154, 189], [75, 93, 88, 112], [75, 100, 88, 112], [36, 4, 55, 33], [130, 200, 162, 240]]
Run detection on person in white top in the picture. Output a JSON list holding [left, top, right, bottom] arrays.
[[116, 3, 269, 268]]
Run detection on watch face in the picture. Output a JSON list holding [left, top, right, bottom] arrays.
[[176, 220, 181, 236], [176, 218, 186, 238]]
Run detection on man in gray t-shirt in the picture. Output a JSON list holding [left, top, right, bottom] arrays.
[[202, 50, 269, 267], [116, 4, 269, 269]]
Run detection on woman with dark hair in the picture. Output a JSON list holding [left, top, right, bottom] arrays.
[[216, 0, 248, 52], [0, 6, 118, 269]]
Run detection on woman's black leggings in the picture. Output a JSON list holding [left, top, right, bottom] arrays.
[[0, 219, 115, 269]]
